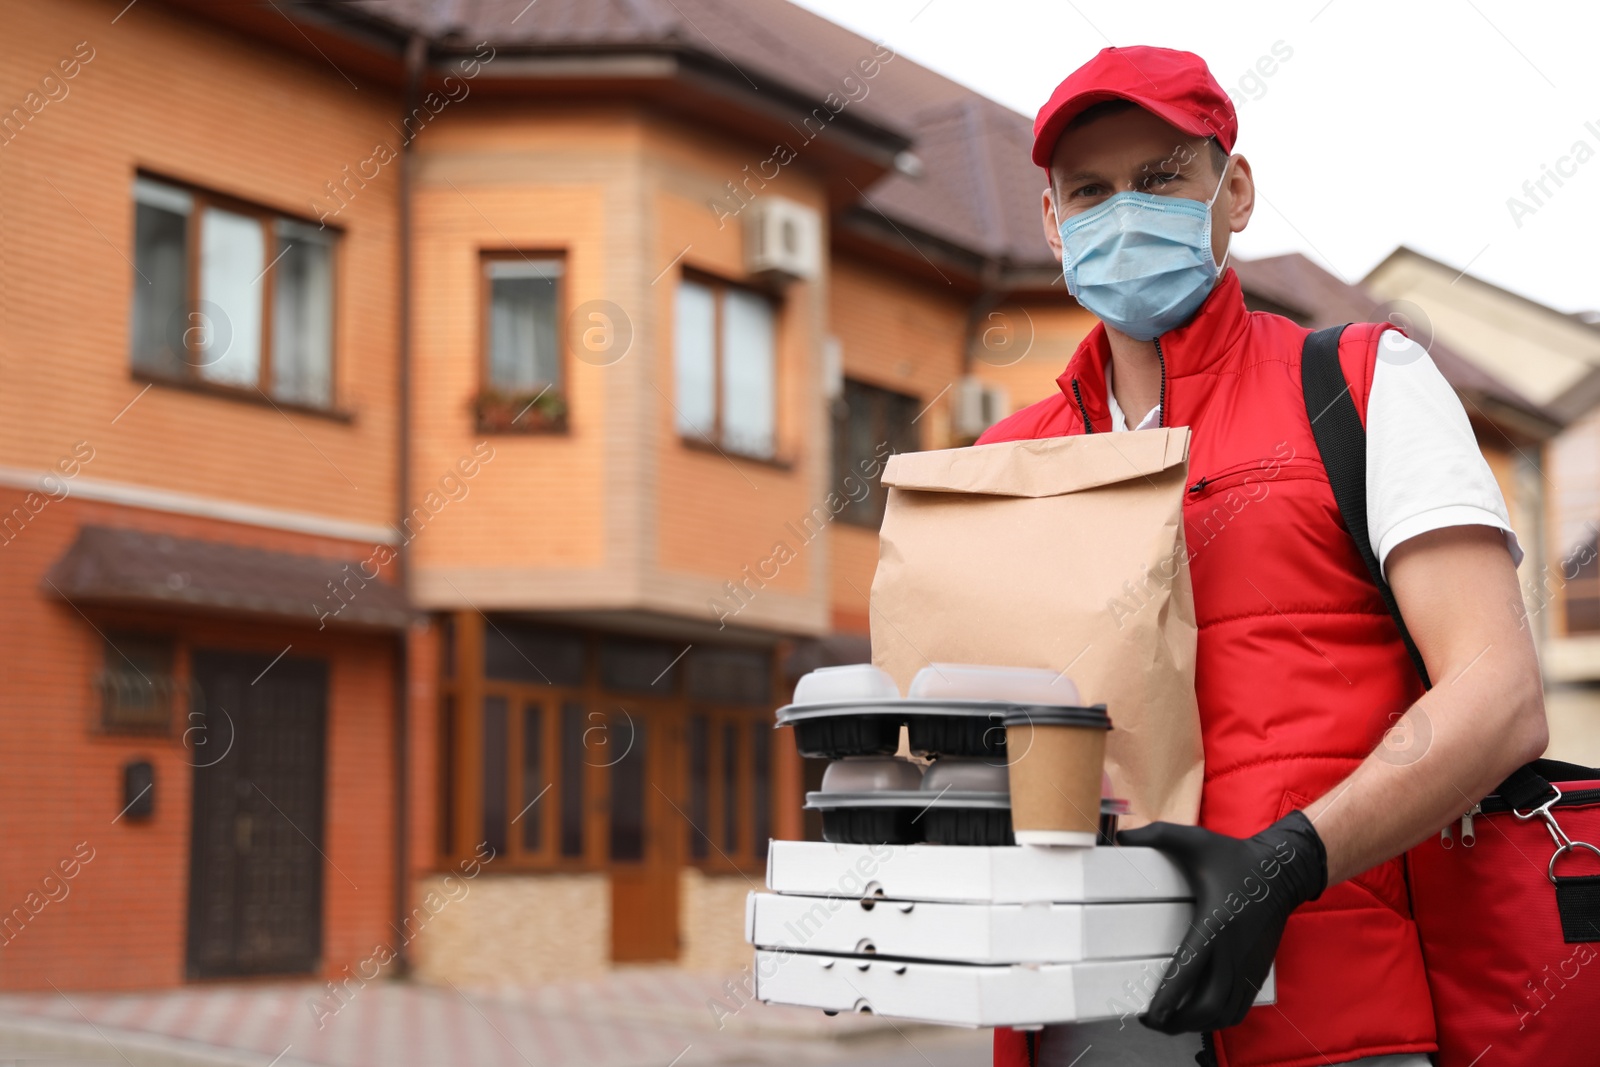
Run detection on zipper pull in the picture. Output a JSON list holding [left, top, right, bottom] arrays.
[[1440, 822, 1454, 849], [1460, 805, 1479, 848], [1188, 477, 1209, 494]]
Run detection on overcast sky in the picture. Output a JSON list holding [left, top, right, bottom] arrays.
[[790, 0, 1600, 316]]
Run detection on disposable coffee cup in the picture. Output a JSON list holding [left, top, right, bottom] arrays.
[[1002, 705, 1111, 847]]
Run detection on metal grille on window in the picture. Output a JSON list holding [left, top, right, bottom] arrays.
[[98, 633, 178, 733]]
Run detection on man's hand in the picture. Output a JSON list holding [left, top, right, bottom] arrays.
[[1116, 811, 1327, 1033]]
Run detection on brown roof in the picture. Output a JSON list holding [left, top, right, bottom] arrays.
[[298, 2, 1549, 427], [1234, 252, 1559, 433], [44, 526, 412, 630], [341, 0, 1055, 267]]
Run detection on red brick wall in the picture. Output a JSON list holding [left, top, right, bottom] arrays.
[[0, 491, 400, 990]]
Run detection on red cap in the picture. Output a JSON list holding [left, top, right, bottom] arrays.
[[1032, 46, 1237, 169]]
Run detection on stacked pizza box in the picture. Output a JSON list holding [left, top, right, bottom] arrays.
[[745, 665, 1274, 1028]]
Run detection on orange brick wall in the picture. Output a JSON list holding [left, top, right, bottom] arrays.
[[825, 253, 969, 629], [0, 0, 401, 527], [970, 302, 1099, 413], [650, 161, 824, 598], [821, 259, 1091, 631], [408, 105, 618, 572], [0, 491, 402, 990]]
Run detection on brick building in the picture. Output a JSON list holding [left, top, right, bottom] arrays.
[[1, 0, 1582, 992]]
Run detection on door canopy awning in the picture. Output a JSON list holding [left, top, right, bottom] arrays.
[[44, 525, 412, 630]]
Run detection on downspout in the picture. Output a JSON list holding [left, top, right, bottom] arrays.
[[392, 30, 427, 977]]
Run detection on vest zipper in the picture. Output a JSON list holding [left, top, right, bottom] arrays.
[[1199, 1030, 1218, 1067], [1188, 477, 1209, 494], [1071, 378, 1096, 434], [1154, 337, 1168, 428]]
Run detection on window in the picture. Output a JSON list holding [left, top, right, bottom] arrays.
[[674, 276, 777, 460], [440, 624, 782, 873], [131, 176, 335, 408], [484, 622, 584, 686], [479, 255, 566, 432], [97, 633, 178, 733], [832, 378, 922, 527], [1564, 532, 1600, 634], [685, 707, 776, 868]]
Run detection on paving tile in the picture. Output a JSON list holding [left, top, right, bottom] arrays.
[[0, 969, 976, 1067]]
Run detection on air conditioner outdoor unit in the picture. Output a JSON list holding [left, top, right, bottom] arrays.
[[746, 196, 822, 282], [953, 376, 1009, 438]]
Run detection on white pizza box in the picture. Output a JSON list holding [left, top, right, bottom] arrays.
[[746, 892, 1190, 964], [752, 949, 1277, 1028], [766, 840, 1191, 904]]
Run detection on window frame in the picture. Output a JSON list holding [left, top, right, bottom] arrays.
[[683, 704, 777, 874], [477, 250, 570, 434], [438, 624, 781, 875], [674, 270, 783, 463], [1560, 532, 1600, 636], [95, 631, 183, 736], [833, 376, 923, 528], [129, 171, 343, 418]]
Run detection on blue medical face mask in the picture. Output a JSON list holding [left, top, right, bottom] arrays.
[[1057, 162, 1230, 341]]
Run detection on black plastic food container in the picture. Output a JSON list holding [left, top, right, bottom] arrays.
[[919, 798, 1014, 846], [805, 790, 924, 844], [775, 702, 905, 759], [904, 705, 1009, 758]]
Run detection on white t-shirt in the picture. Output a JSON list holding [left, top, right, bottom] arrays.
[[1104, 333, 1522, 576], [1070, 334, 1506, 1067]]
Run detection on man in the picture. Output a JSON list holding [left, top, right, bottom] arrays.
[[983, 47, 1548, 1067]]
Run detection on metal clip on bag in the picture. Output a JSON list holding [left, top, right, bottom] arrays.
[[1303, 324, 1600, 1066], [1409, 760, 1600, 1064]]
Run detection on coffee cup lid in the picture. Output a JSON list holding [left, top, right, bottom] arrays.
[[1000, 703, 1111, 729]]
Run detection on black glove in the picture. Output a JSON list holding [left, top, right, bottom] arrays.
[[1115, 810, 1327, 1034]]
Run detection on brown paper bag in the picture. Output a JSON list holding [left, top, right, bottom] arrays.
[[870, 427, 1201, 828]]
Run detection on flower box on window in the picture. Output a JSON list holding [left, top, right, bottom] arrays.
[[473, 385, 568, 434]]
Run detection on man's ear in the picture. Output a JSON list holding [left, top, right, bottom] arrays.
[[1223, 154, 1255, 235], [1210, 154, 1254, 266], [1042, 183, 1064, 260]]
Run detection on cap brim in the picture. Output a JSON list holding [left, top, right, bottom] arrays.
[[1032, 89, 1220, 168]]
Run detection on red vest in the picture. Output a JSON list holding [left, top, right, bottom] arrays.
[[987, 270, 1436, 1067]]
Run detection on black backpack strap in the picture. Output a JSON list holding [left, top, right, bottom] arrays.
[[1300, 324, 1433, 689]]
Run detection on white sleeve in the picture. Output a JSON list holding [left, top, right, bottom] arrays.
[[1366, 332, 1523, 579]]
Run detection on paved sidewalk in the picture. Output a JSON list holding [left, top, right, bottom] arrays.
[[0, 969, 991, 1067]]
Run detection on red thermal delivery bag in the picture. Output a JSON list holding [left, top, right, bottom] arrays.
[[1406, 760, 1600, 1066]]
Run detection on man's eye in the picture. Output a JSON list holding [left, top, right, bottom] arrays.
[[1071, 184, 1106, 199], [1145, 171, 1181, 188]]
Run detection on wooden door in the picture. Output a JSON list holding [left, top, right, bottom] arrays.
[[186, 649, 327, 978], [607, 701, 681, 962]]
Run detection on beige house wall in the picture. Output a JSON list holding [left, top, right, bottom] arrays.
[[409, 873, 611, 986], [1364, 253, 1600, 409], [408, 868, 754, 985], [678, 868, 755, 973]]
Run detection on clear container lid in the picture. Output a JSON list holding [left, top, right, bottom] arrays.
[[908, 664, 1080, 706], [792, 663, 901, 705], [921, 757, 1008, 793], [820, 756, 925, 793]]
